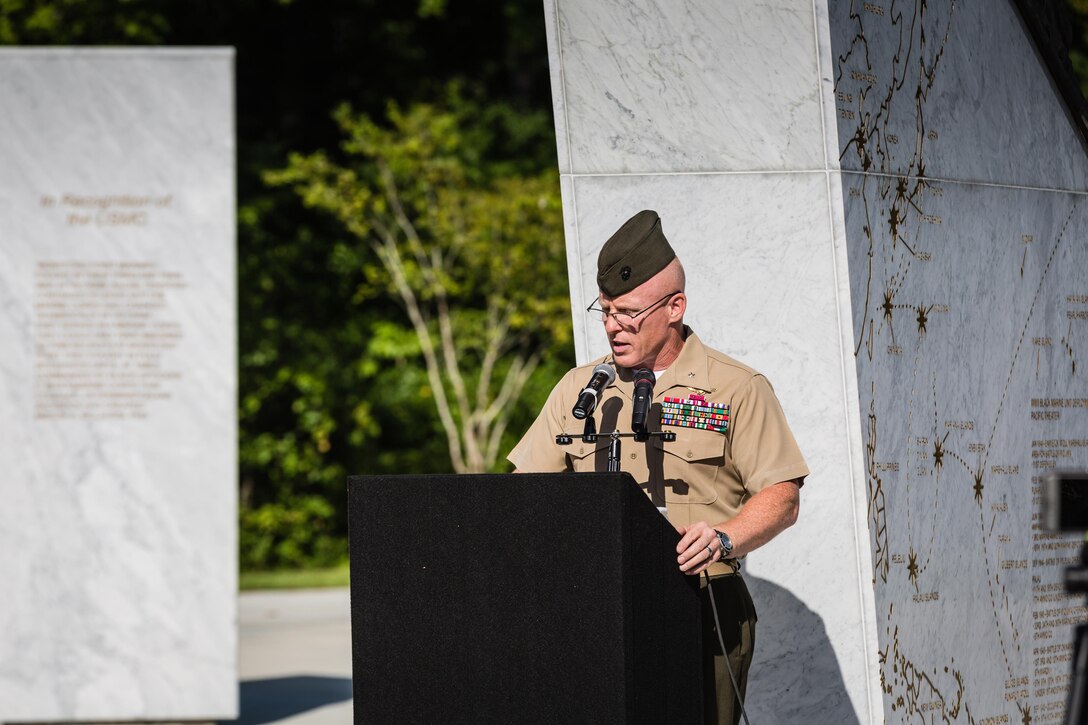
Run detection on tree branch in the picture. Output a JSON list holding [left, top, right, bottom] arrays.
[[435, 290, 478, 470], [376, 159, 438, 291], [474, 301, 508, 415], [371, 218, 467, 473], [484, 351, 540, 466]]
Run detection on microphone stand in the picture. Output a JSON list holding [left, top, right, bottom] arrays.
[[556, 424, 675, 472], [607, 432, 620, 473]]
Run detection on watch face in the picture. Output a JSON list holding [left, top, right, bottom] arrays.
[[717, 530, 733, 554]]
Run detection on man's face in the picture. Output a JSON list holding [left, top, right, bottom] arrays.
[[596, 281, 683, 370]]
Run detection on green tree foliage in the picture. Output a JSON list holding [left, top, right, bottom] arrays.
[[1, 0, 568, 569], [1069, 0, 1088, 97], [268, 93, 570, 475], [238, 91, 570, 569], [0, 0, 169, 43]]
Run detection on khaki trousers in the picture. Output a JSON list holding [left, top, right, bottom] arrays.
[[700, 573, 757, 725]]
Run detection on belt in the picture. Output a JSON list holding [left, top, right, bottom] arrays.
[[703, 559, 740, 579]]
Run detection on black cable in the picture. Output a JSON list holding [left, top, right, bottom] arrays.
[[704, 568, 753, 725]]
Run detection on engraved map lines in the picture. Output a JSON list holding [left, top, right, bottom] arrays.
[[831, 0, 1072, 721]]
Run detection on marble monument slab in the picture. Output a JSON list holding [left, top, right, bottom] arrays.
[[830, 0, 1088, 190], [0, 49, 237, 721], [544, 0, 1088, 722], [843, 170, 1088, 724], [560, 170, 876, 722], [544, 0, 828, 175], [830, 1, 1088, 718]]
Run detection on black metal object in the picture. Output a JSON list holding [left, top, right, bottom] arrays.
[[1066, 543, 1088, 725], [555, 428, 677, 473]]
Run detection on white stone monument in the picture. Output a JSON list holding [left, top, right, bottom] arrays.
[[0, 49, 237, 721], [544, 0, 1088, 721]]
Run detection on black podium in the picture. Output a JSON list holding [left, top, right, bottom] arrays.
[[347, 472, 703, 724]]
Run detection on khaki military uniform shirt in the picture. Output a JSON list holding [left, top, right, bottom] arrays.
[[508, 328, 809, 576]]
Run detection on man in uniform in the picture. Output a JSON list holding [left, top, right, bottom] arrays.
[[508, 209, 809, 725]]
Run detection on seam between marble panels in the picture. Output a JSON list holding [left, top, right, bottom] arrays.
[[825, 166, 879, 723], [811, 0, 830, 174], [553, 0, 575, 180], [551, 1, 587, 359], [569, 178, 591, 362], [559, 169, 830, 178], [841, 170, 1088, 196], [561, 168, 1088, 195]]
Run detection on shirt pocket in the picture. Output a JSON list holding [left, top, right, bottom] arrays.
[[655, 428, 725, 504], [564, 439, 612, 472]]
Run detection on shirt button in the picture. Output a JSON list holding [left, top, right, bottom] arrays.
[[630, 453, 637, 459], [686, 450, 693, 458]]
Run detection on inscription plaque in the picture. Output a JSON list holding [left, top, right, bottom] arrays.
[[0, 49, 236, 721]]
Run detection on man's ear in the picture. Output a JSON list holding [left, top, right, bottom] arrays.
[[668, 293, 687, 322]]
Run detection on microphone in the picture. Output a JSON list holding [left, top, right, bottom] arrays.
[[572, 363, 616, 419], [631, 368, 655, 434]]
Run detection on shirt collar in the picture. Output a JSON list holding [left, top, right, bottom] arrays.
[[606, 326, 713, 399]]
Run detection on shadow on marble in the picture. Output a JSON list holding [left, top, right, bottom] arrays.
[[219, 675, 352, 725], [746, 574, 860, 724]]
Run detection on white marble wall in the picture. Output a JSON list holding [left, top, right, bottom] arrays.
[[830, 0, 1088, 721], [0, 50, 237, 721], [546, 0, 1088, 722], [545, 1, 879, 722]]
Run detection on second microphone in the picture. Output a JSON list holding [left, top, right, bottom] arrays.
[[571, 363, 616, 419]]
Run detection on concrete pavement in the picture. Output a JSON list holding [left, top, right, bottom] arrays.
[[223, 588, 353, 725]]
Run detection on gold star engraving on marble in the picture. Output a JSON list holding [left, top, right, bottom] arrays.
[[931, 437, 943, 471], [851, 124, 872, 171], [907, 548, 919, 586], [972, 470, 984, 504], [882, 289, 895, 323], [916, 305, 929, 335], [887, 205, 902, 238]]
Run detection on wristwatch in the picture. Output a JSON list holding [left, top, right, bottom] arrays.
[[714, 529, 734, 561]]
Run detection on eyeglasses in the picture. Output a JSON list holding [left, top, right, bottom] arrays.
[[586, 290, 681, 328]]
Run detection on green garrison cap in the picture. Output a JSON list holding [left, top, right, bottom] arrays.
[[596, 210, 676, 296]]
